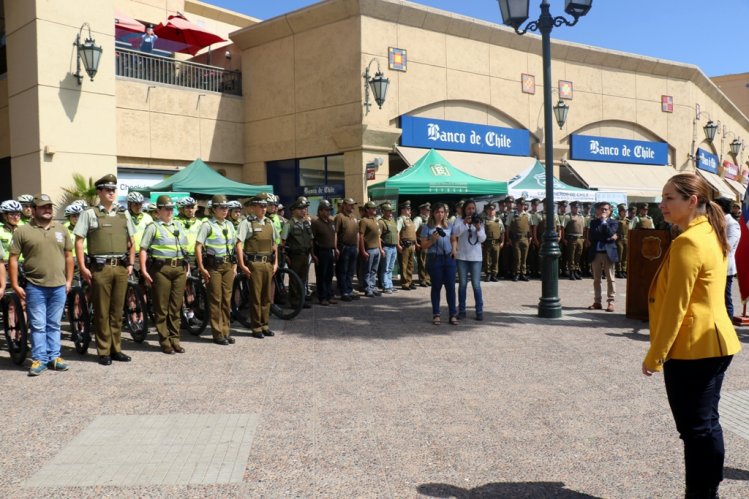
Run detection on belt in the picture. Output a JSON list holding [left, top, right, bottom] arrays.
[[89, 256, 128, 270], [206, 254, 233, 264], [400, 240, 415, 247], [486, 239, 501, 243], [245, 254, 274, 263], [383, 243, 397, 247], [566, 235, 583, 240], [365, 246, 380, 251], [152, 257, 186, 268]]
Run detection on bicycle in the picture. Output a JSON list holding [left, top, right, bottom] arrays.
[[231, 266, 304, 326], [182, 268, 209, 336], [2, 276, 28, 365], [66, 274, 92, 354], [124, 275, 149, 343]]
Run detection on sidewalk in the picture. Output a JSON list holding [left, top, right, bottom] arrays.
[[1, 277, 749, 498]]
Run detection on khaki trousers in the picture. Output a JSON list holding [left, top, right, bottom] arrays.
[[92, 265, 129, 356], [249, 261, 273, 334], [565, 238, 584, 272], [616, 239, 628, 273], [152, 264, 187, 349], [399, 244, 415, 288], [512, 237, 530, 275], [482, 241, 501, 275], [592, 252, 616, 304], [417, 247, 430, 284], [207, 262, 234, 340]]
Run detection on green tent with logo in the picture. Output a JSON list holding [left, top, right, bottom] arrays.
[[508, 160, 595, 202], [368, 149, 507, 198], [140, 158, 272, 197]]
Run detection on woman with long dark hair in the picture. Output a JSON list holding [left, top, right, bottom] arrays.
[[643, 173, 741, 499], [419, 202, 458, 325]]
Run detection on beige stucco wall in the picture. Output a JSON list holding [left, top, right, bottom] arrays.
[[233, 0, 749, 202], [0, 78, 9, 159]]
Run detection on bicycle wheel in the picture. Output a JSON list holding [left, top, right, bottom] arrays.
[[3, 292, 29, 365], [271, 267, 304, 320], [182, 276, 209, 336], [124, 282, 148, 343], [231, 275, 252, 328], [67, 287, 91, 354]]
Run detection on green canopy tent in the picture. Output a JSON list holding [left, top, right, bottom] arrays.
[[508, 160, 595, 202], [368, 149, 507, 198], [139, 158, 272, 197]]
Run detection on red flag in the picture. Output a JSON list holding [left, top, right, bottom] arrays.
[[735, 188, 749, 303]]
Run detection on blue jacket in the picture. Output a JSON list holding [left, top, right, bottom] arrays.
[[587, 217, 619, 262]]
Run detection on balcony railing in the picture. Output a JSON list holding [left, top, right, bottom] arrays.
[[115, 48, 242, 96]]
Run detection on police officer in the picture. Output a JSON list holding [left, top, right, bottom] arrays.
[[74, 174, 136, 366], [196, 195, 237, 345], [378, 202, 398, 294], [499, 196, 517, 279], [139, 195, 188, 355], [175, 197, 201, 264], [267, 195, 284, 248], [580, 202, 593, 277], [505, 197, 531, 281], [17, 194, 34, 225], [0, 200, 24, 257], [311, 199, 337, 305], [482, 202, 504, 282], [562, 201, 586, 280], [527, 198, 542, 278], [334, 198, 360, 301], [359, 201, 383, 297], [126, 192, 152, 269], [228, 200, 243, 229], [64, 202, 87, 261], [630, 202, 654, 229], [614, 203, 629, 278], [396, 200, 418, 291], [282, 198, 313, 309], [413, 202, 431, 287], [237, 193, 278, 338], [534, 199, 562, 257]]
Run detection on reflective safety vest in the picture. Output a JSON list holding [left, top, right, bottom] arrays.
[[244, 217, 274, 255], [269, 213, 283, 245], [86, 209, 129, 256], [0, 224, 22, 262], [130, 211, 153, 252], [202, 219, 236, 257], [149, 221, 188, 259], [65, 222, 84, 259], [176, 215, 200, 256]]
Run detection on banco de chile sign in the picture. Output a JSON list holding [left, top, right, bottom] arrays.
[[570, 134, 668, 166], [695, 148, 719, 174], [400, 115, 530, 156]]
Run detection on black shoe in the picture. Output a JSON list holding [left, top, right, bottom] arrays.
[[213, 338, 229, 345], [373, 291, 382, 296], [341, 295, 352, 302], [409, 284, 417, 290], [519, 274, 529, 282], [622, 272, 627, 278], [365, 292, 375, 298], [574, 272, 582, 280], [263, 330, 275, 337], [98, 355, 112, 366], [490, 275, 499, 282], [568, 273, 576, 280], [512, 274, 519, 282], [111, 351, 131, 362], [162, 347, 175, 355], [173, 346, 185, 353], [303, 302, 312, 309], [251, 332, 264, 339], [457, 311, 466, 320], [226, 337, 236, 344]]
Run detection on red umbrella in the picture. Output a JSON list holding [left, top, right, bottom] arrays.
[[115, 8, 146, 33], [154, 13, 225, 56]]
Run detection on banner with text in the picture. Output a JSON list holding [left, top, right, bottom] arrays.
[[696, 148, 719, 174], [723, 160, 739, 180], [570, 134, 668, 165], [400, 115, 530, 156]]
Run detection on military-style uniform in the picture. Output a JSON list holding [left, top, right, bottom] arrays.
[[282, 205, 313, 307], [482, 208, 504, 281], [238, 193, 278, 336], [562, 206, 586, 279], [580, 203, 593, 277], [0, 221, 21, 263], [396, 201, 418, 290], [196, 195, 237, 344], [556, 201, 569, 275], [413, 203, 431, 286], [176, 212, 201, 262], [334, 199, 360, 300], [359, 201, 382, 296], [311, 200, 337, 304], [630, 213, 655, 229], [140, 200, 188, 354], [500, 197, 518, 278], [527, 202, 542, 277], [615, 211, 630, 278], [377, 204, 398, 293], [130, 210, 153, 256], [73, 174, 135, 364], [506, 202, 531, 281]]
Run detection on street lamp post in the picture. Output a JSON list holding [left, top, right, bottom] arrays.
[[497, 0, 592, 318]]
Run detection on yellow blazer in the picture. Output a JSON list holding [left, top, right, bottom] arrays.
[[644, 216, 741, 372]]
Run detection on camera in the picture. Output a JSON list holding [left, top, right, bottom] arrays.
[[435, 227, 446, 237], [464, 214, 479, 225]]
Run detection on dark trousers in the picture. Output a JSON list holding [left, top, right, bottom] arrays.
[[336, 245, 357, 296], [426, 254, 457, 317], [725, 275, 735, 319], [663, 356, 733, 491], [315, 248, 335, 301]]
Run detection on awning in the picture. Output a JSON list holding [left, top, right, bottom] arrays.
[[696, 169, 736, 200], [724, 177, 746, 198], [396, 146, 535, 182], [564, 160, 677, 200]]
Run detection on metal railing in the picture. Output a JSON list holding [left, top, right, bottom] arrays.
[[115, 48, 242, 96]]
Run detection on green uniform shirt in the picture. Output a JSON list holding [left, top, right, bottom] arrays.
[[196, 218, 237, 257], [140, 220, 188, 258], [73, 205, 136, 239], [10, 220, 71, 287], [238, 216, 279, 244], [0, 243, 4, 261]]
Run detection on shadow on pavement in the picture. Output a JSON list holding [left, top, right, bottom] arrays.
[[725, 467, 749, 481], [417, 481, 601, 498]]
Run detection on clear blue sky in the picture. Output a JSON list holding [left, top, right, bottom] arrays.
[[212, 0, 746, 77]]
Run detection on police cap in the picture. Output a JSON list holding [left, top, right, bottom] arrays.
[[399, 200, 411, 209], [250, 192, 271, 205], [515, 197, 525, 204], [380, 202, 393, 211], [419, 202, 431, 210], [211, 195, 229, 208], [569, 201, 580, 207], [636, 202, 648, 209], [156, 195, 174, 208], [530, 198, 541, 204], [318, 199, 332, 210], [95, 174, 117, 189], [364, 201, 377, 209], [32, 193, 54, 207], [484, 202, 496, 209], [342, 198, 357, 205]]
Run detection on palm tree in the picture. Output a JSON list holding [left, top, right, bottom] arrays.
[[59, 173, 98, 208]]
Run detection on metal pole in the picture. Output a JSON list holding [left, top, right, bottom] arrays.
[[537, 0, 562, 318]]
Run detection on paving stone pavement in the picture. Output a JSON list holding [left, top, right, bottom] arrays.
[[1, 276, 749, 498]]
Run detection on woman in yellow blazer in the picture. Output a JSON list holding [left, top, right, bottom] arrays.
[[643, 173, 741, 499]]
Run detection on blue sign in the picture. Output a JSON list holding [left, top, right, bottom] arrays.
[[302, 184, 344, 197], [400, 115, 530, 156], [570, 134, 668, 165], [695, 148, 719, 174]]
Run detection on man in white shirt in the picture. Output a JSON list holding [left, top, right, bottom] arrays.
[[451, 200, 487, 320], [716, 198, 741, 319]]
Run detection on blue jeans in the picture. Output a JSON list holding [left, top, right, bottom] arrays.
[[426, 254, 457, 317], [336, 244, 357, 297], [457, 259, 483, 315], [26, 283, 67, 364], [379, 246, 397, 290], [725, 275, 734, 319], [364, 248, 381, 293], [315, 248, 335, 301]]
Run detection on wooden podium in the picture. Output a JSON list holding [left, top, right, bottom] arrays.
[[625, 229, 672, 320]]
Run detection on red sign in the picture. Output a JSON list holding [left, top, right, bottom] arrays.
[[723, 160, 739, 180], [742, 169, 749, 188], [366, 165, 376, 181]]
